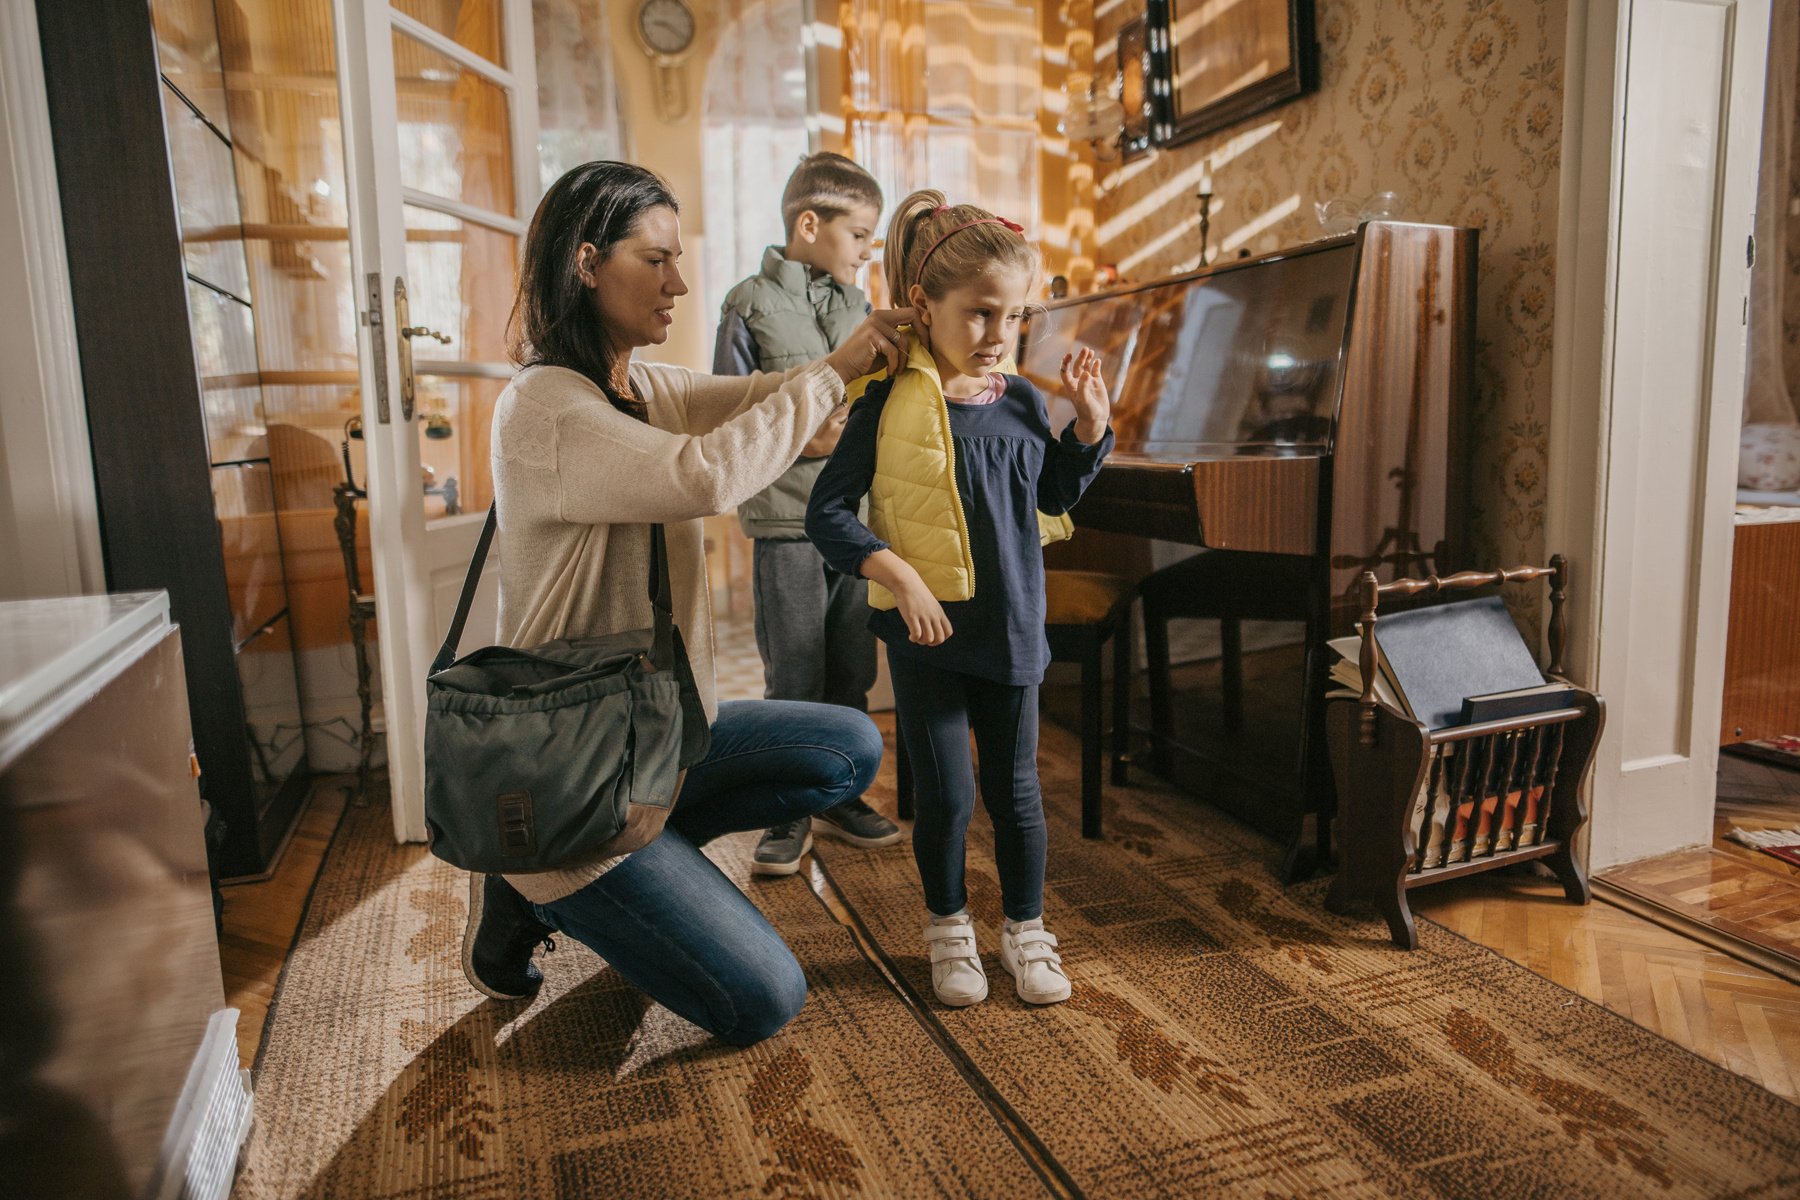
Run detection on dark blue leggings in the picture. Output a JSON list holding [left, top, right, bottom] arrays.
[[888, 650, 1046, 922]]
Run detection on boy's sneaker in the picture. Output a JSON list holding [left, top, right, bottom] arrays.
[[923, 912, 988, 1007], [999, 918, 1072, 1005], [462, 873, 555, 1001], [752, 818, 813, 876], [813, 797, 904, 847]]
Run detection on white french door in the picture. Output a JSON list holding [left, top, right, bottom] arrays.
[[333, 0, 541, 841]]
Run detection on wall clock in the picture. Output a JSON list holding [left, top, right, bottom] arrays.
[[635, 0, 697, 119], [637, 0, 695, 56]]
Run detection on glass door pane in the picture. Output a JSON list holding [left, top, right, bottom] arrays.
[[388, 20, 527, 524], [393, 30, 516, 217], [392, 0, 507, 67], [402, 205, 518, 362]]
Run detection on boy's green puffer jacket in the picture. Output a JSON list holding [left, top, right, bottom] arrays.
[[714, 245, 867, 540]]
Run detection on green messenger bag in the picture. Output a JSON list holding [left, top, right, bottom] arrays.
[[423, 507, 711, 874]]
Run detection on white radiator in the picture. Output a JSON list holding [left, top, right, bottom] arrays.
[[150, 1008, 255, 1200]]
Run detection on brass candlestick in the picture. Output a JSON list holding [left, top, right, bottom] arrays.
[[1197, 190, 1213, 267]]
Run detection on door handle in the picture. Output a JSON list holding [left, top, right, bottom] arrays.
[[393, 276, 453, 422]]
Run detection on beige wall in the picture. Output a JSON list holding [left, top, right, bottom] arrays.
[[1093, 0, 1568, 577], [606, 0, 724, 371]]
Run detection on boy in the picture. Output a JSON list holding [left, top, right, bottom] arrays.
[[714, 152, 904, 875]]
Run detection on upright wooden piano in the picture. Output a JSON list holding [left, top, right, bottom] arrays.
[[1020, 221, 1476, 877]]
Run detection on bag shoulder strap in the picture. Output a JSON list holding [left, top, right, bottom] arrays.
[[432, 504, 676, 676]]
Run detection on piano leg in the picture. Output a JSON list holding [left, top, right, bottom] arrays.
[[1143, 598, 1175, 777], [1080, 642, 1103, 838], [1111, 606, 1132, 787], [1284, 583, 1338, 882], [1220, 618, 1244, 730]]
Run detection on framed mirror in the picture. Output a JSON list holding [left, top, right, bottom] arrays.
[[1117, 15, 1152, 160], [1145, 0, 1318, 147]]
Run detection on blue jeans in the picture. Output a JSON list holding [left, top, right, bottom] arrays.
[[888, 651, 1047, 923], [531, 699, 882, 1045]]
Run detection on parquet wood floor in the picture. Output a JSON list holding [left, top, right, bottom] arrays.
[[1411, 873, 1800, 1101], [218, 780, 350, 1069], [1594, 753, 1800, 981], [1599, 848, 1800, 965], [217, 736, 1800, 1104]]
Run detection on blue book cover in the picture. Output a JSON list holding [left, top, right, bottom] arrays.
[[1370, 596, 1545, 730], [1460, 684, 1576, 726]]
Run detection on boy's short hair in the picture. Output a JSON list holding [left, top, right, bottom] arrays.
[[780, 152, 883, 237]]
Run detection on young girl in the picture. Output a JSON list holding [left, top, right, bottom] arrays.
[[805, 190, 1113, 1006]]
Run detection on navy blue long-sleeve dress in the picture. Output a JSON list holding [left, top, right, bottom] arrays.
[[804, 373, 1113, 687]]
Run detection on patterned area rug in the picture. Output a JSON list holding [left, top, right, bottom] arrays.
[[1726, 827, 1800, 870], [239, 722, 1800, 1199], [815, 722, 1800, 1199], [232, 809, 1043, 1199]]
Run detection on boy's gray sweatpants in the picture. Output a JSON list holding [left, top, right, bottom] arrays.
[[751, 538, 878, 710]]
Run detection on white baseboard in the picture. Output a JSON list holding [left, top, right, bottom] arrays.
[[150, 1008, 255, 1200]]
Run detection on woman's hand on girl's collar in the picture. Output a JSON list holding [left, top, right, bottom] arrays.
[[826, 307, 918, 384]]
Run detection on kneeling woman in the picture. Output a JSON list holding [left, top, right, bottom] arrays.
[[460, 162, 909, 1044]]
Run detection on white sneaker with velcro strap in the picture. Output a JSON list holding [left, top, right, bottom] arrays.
[[923, 912, 988, 1007], [999, 918, 1072, 1004]]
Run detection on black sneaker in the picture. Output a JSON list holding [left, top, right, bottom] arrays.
[[461, 873, 554, 1001], [751, 818, 813, 877], [814, 797, 904, 848]]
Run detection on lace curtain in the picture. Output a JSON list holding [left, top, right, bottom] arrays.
[[700, 0, 813, 322], [535, 0, 629, 189], [696, 0, 1046, 313], [1746, 0, 1800, 427], [842, 0, 1043, 303]]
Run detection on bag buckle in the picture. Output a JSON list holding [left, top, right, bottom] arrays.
[[497, 792, 536, 858]]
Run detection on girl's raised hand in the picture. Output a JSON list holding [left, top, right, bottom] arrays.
[[1060, 349, 1111, 444]]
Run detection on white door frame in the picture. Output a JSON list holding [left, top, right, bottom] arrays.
[[334, 0, 540, 843], [1547, 0, 1771, 871], [0, 0, 103, 601]]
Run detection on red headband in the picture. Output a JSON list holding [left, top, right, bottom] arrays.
[[913, 215, 1027, 291]]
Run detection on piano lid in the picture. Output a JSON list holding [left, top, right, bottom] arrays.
[[1019, 237, 1359, 460]]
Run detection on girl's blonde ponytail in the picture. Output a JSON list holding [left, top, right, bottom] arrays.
[[883, 189, 948, 303], [881, 188, 1041, 305]]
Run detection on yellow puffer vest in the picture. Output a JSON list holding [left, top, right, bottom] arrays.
[[855, 340, 1074, 611]]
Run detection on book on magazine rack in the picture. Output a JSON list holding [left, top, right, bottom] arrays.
[[1369, 595, 1547, 731], [1326, 635, 1414, 721], [1459, 682, 1577, 726]]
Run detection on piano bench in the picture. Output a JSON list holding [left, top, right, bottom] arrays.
[[1140, 550, 1314, 769], [893, 570, 1135, 840]]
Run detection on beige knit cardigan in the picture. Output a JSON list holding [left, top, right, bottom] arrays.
[[490, 357, 846, 903]]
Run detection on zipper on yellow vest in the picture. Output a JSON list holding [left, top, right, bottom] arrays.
[[936, 389, 976, 597]]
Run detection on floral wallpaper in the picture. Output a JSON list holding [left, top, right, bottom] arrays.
[[1092, 0, 1568, 577], [1785, 44, 1800, 407]]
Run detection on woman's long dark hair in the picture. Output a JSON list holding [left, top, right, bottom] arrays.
[[508, 161, 679, 414]]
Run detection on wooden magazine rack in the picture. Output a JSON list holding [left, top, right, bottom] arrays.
[[1323, 556, 1605, 949]]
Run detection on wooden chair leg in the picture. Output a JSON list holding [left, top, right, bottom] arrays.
[[1110, 605, 1131, 786], [1081, 640, 1103, 839], [1220, 616, 1243, 730], [1143, 599, 1174, 777], [894, 721, 914, 822]]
